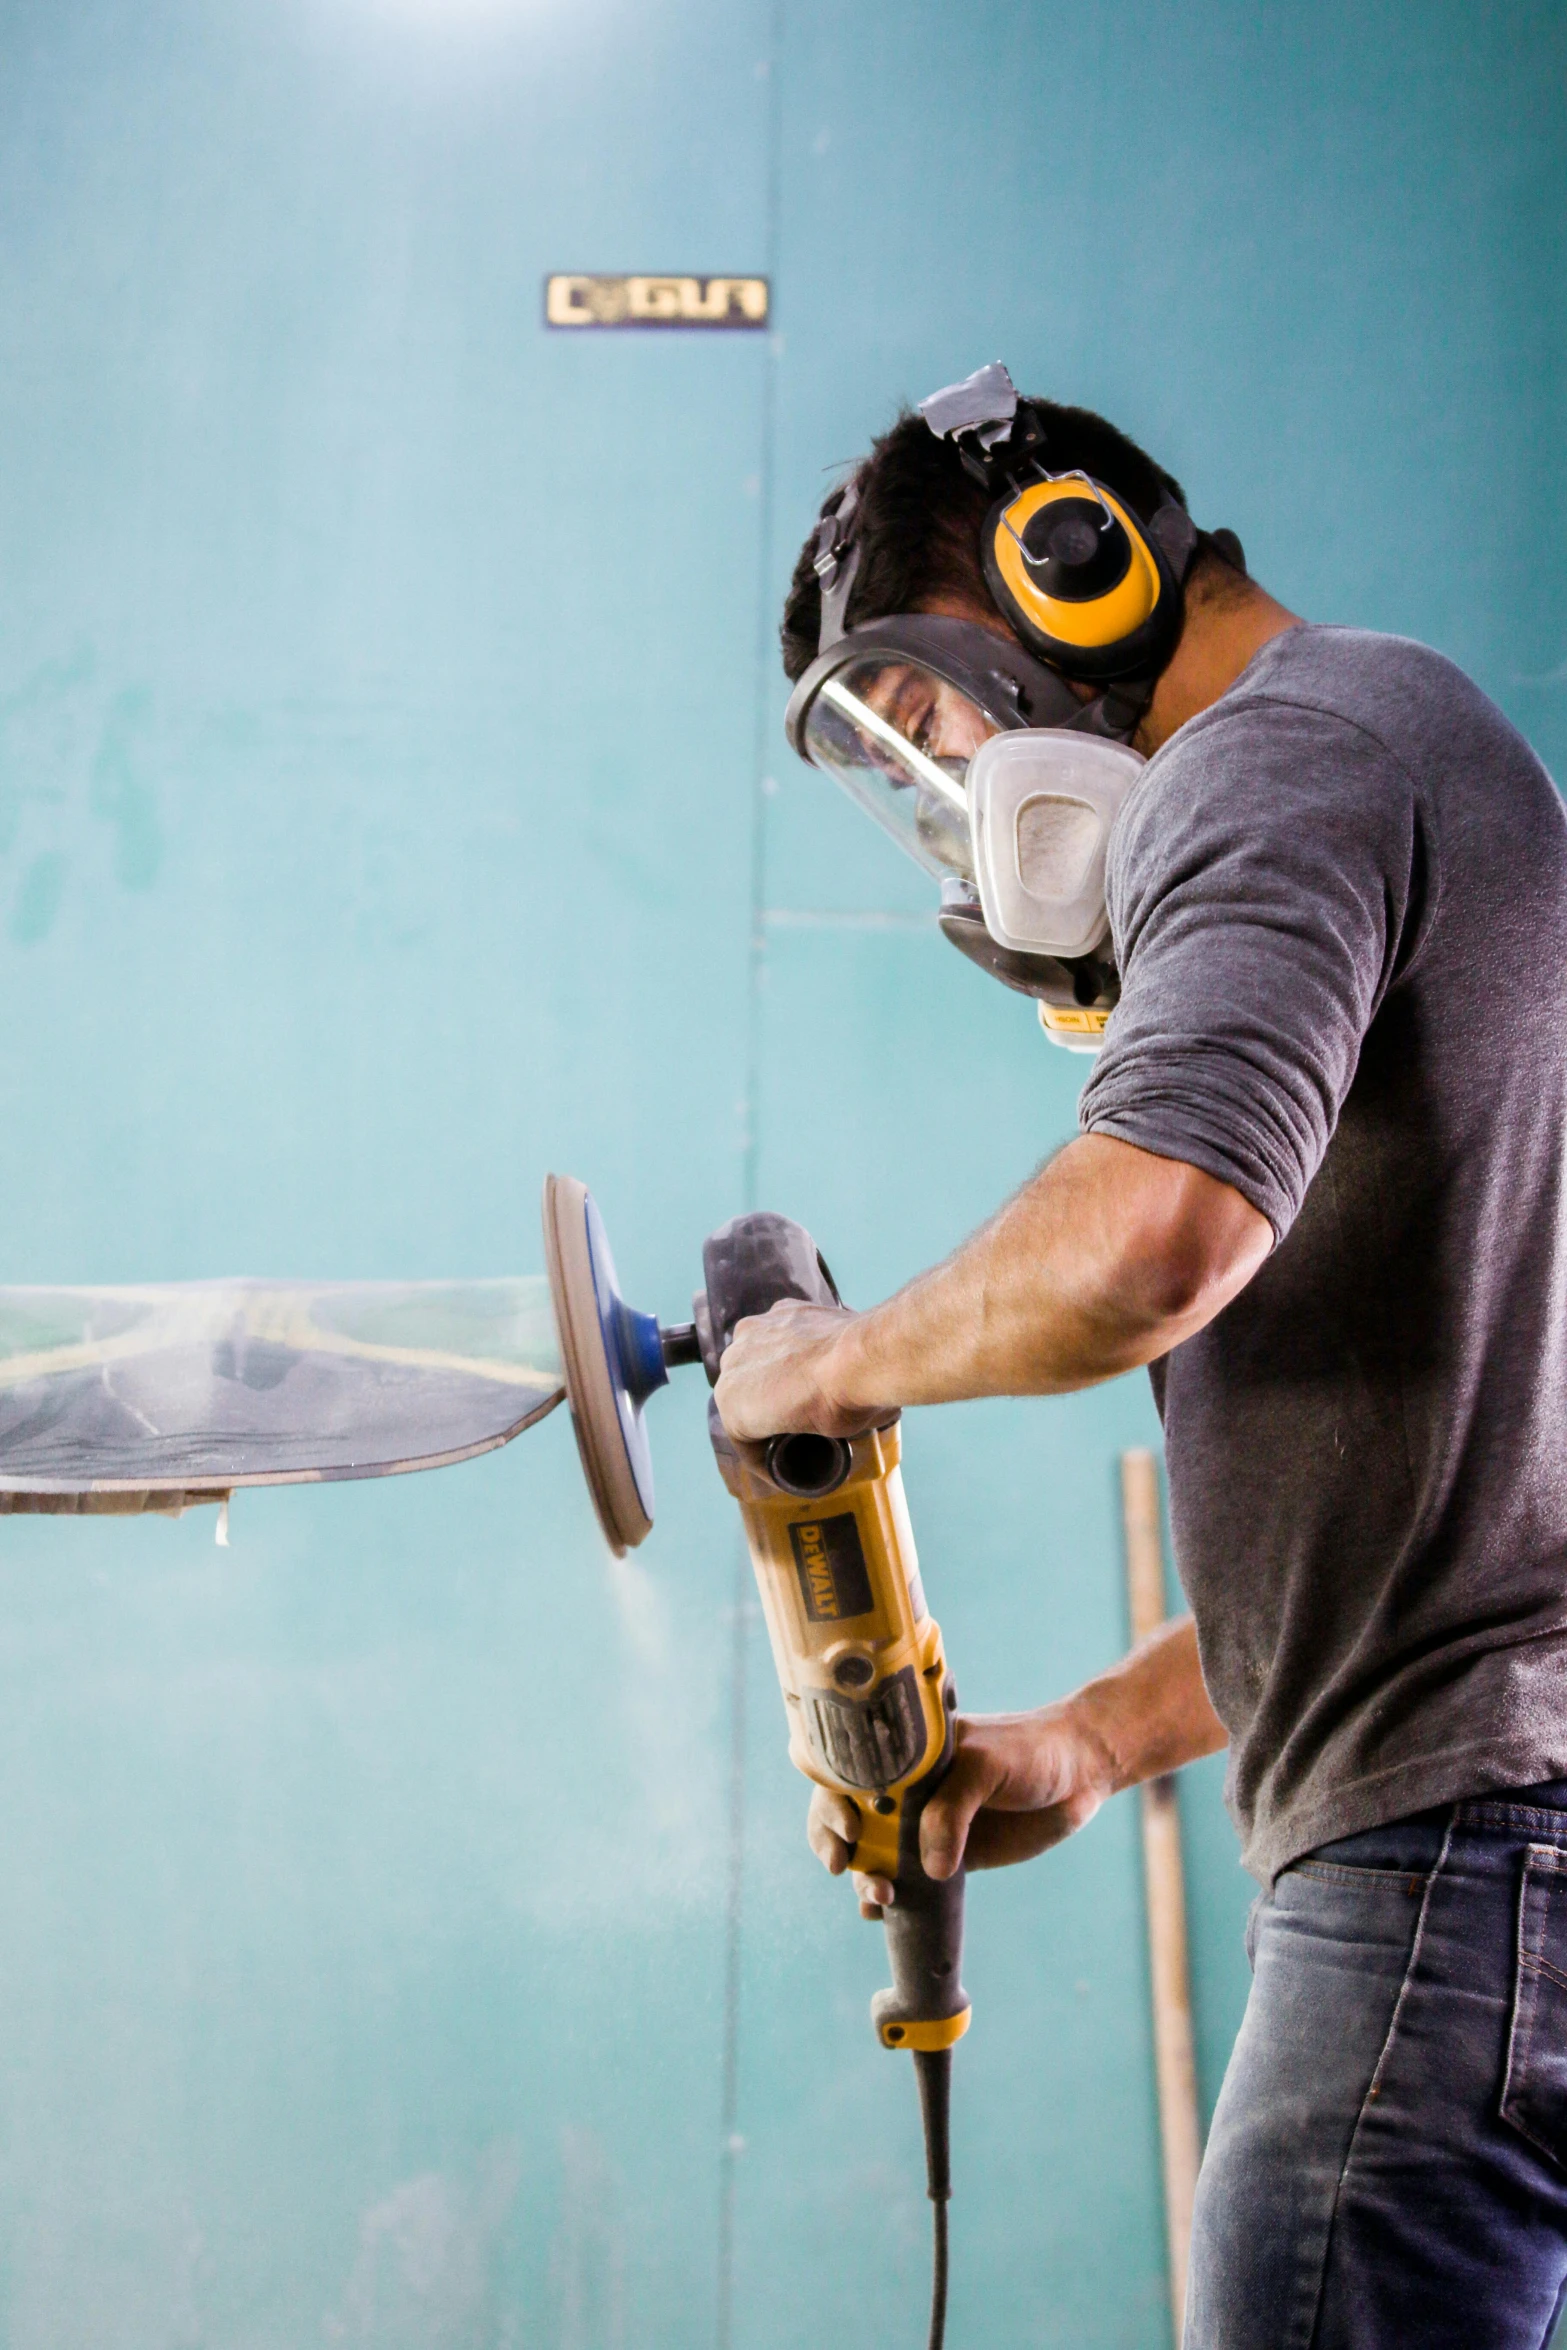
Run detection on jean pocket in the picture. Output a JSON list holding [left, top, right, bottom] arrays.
[[1501, 1843, 1567, 2168], [1244, 1889, 1266, 1970]]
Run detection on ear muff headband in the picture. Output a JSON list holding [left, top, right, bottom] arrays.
[[918, 365, 1204, 691], [987, 479, 1164, 655]]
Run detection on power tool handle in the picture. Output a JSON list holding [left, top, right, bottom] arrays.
[[871, 1770, 969, 2045], [875, 1864, 968, 2032]]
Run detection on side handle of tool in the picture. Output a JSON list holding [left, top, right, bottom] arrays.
[[869, 1733, 970, 2053], [873, 1756, 965, 2345]]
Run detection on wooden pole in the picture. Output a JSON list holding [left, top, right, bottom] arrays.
[[1121, 1448, 1202, 2349]]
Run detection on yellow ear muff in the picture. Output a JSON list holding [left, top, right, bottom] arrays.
[[989, 479, 1163, 653]]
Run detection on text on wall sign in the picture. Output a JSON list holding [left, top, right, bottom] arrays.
[[544, 275, 770, 330]]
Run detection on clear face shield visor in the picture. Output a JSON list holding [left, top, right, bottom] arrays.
[[800, 657, 989, 883], [784, 616, 1086, 885]]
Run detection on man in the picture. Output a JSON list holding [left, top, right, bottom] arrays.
[[714, 365, 1567, 2346]]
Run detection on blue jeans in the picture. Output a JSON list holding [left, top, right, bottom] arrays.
[[1188, 1780, 1567, 2348]]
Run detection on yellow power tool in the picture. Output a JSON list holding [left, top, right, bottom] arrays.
[[542, 1175, 969, 2350]]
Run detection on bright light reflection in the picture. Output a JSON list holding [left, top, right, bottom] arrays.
[[339, 0, 558, 23]]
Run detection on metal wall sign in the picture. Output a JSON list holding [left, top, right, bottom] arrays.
[[544, 274, 770, 330]]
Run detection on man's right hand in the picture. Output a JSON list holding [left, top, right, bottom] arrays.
[[806, 1702, 1119, 1918], [804, 1616, 1228, 1916]]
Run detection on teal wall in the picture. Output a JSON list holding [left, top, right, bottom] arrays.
[[0, 3, 1562, 2344]]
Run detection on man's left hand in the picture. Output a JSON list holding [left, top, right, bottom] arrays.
[[806, 1704, 1119, 1915], [713, 1299, 871, 1441]]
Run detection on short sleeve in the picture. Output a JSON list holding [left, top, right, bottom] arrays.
[[1078, 697, 1428, 1240]]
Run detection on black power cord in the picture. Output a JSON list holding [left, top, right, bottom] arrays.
[[914, 2048, 953, 2350], [928, 2200, 950, 2350]]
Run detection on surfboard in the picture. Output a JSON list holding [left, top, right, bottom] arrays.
[[0, 1277, 564, 1514]]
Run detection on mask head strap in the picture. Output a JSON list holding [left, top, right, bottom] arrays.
[[811, 475, 864, 653], [1148, 497, 1198, 582]]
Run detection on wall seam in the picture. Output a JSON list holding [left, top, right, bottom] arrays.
[[715, 3, 785, 2343]]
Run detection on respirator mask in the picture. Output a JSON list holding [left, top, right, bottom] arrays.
[[784, 363, 1232, 1051], [784, 614, 1141, 1046]]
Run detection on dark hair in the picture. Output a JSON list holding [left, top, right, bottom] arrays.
[[781, 397, 1232, 682]]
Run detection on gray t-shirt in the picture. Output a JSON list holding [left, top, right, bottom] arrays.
[[1080, 624, 1567, 1884]]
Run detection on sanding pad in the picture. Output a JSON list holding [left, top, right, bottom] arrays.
[[541, 1173, 667, 1556]]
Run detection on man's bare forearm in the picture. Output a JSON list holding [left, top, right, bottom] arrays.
[[822, 1134, 1273, 1417], [712, 1133, 1272, 1443], [1068, 1614, 1227, 1790]]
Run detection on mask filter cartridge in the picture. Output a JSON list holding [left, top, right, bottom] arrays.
[[1015, 796, 1102, 899], [966, 730, 1144, 961]]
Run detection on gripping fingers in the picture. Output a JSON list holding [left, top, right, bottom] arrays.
[[852, 1870, 893, 1920], [806, 1790, 889, 1916], [806, 1786, 862, 1875]]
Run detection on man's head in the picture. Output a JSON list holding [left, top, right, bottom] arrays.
[[778, 368, 1294, 1041], [781, 392, 1248, 698]]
